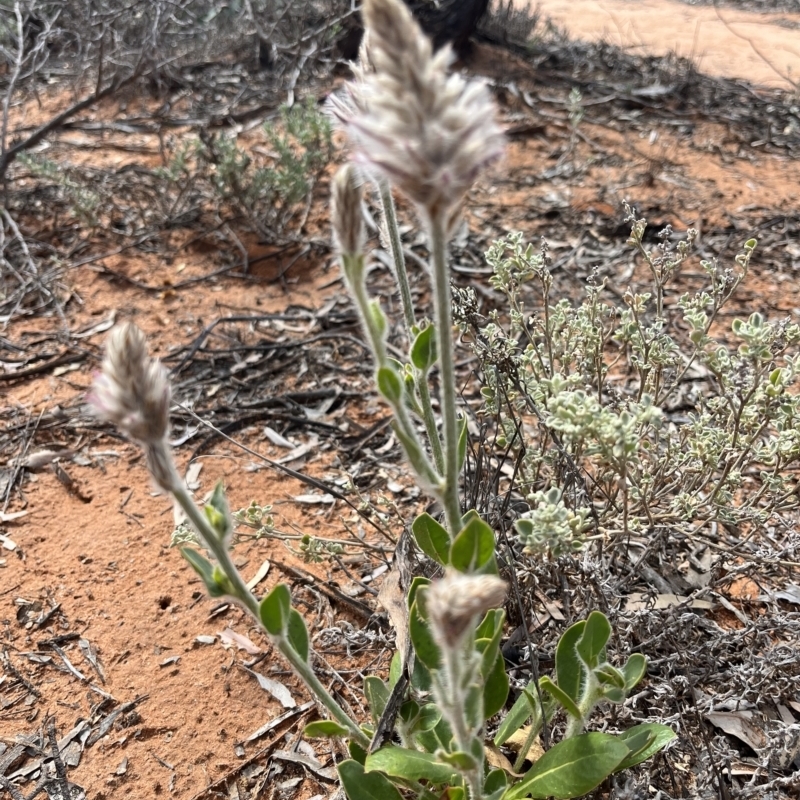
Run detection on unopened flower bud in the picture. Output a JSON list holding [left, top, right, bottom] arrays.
[[426, 572, 506, 649], [331, 164, 364, 256]]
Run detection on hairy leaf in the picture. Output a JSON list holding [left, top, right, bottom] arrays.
[[338, 759, 404, 800], [365, 746, 456, 785], [411, 513, 450, 566], [504, 733, 628, 799]]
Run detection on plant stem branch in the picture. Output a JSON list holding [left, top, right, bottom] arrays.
[[379, 180, 415, 334], [438, 645, 484, 800], [169, 467, 368, 748], [276, 640, 371, 747], [378, 180, 444, 474], [427, 210, 463, 536]]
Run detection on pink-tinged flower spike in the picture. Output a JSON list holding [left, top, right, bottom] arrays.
[[89, 322, 177, 492], [351, 0, 504, 220], [327, 31, 374, 126]]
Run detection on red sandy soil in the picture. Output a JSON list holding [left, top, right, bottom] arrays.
[[2, 3, 800, 799]]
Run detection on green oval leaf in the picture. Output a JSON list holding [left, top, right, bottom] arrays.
[[623, 653, 647, 690], [305, 720, 351, 738], [388, 651, 402, 689], [594, 663, 625, 689], [614, 728, 653, 765], [339, 759, 404, 800], [485, 768, 508, 795], [377, 366, 403, 404], [410, 324, 437, 371], [415, 703, 442, 733], [410, 653, 433, 693], [443, 789, 465, 800], [476, 608, 503, 641], [478, 610, 506, 677], [602, 686, 626, 703], [364, 676, 390, 724], [181, 547, 215, 587], [437, 750, 478, 771], [365, 746, 457, 785], [399, 699, 420, 724], [259, 583, 291, 635], [450, 513, 495, 573], [411, 512, 451, 566], [504, 732, 629, 800], [409, 595, 441, 671], [555, 620, 586, 703], [483, 650, 510, 720], [494, 680, 540, 747], [407, 575, 431, 611], [576, 611, 611, 670], [348, 741, 368, 765], [614, 723, 676, 770], [286, 608, 309, 662], [539, 676, 581, 720]]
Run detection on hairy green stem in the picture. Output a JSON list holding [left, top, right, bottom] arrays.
[[512, 716, 544, 773], [276, 639, 371, 747], [172, 478, 261, 618], [341, 254, 440, 489], [417, 377, 445, 476], [379, 179, 415, 334], [378, 180, 445, 475], [564, 672, 599, 739], [343, 254, 387, 366], [169, 465, 369, 748], [390, 396, 442, 488], [437, 644, 484, 800], [427, 210, 463, 536]]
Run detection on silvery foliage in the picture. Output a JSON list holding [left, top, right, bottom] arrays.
[[458, 206, 800, 547]]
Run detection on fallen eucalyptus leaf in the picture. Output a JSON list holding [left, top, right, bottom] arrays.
[[246, 559, 271, 591], [706, 711, 767, 752], [243, 667, 295, 708], [263, 426, 295, 449], [292, 493, 335, 505], [219, 628, 261, 655]]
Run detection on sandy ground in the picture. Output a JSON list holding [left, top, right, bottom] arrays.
[[528, 0, 800, 88], [2, 1, 800, 798]]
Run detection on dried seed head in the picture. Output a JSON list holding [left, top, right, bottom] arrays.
[[342, 0, 503, 219], [426, 572, 507, 649], [331, 164, 364, 256]]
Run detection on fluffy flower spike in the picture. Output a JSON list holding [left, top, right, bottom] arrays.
[[90, 323, 176, 491], [341, 0, 504, 220]]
